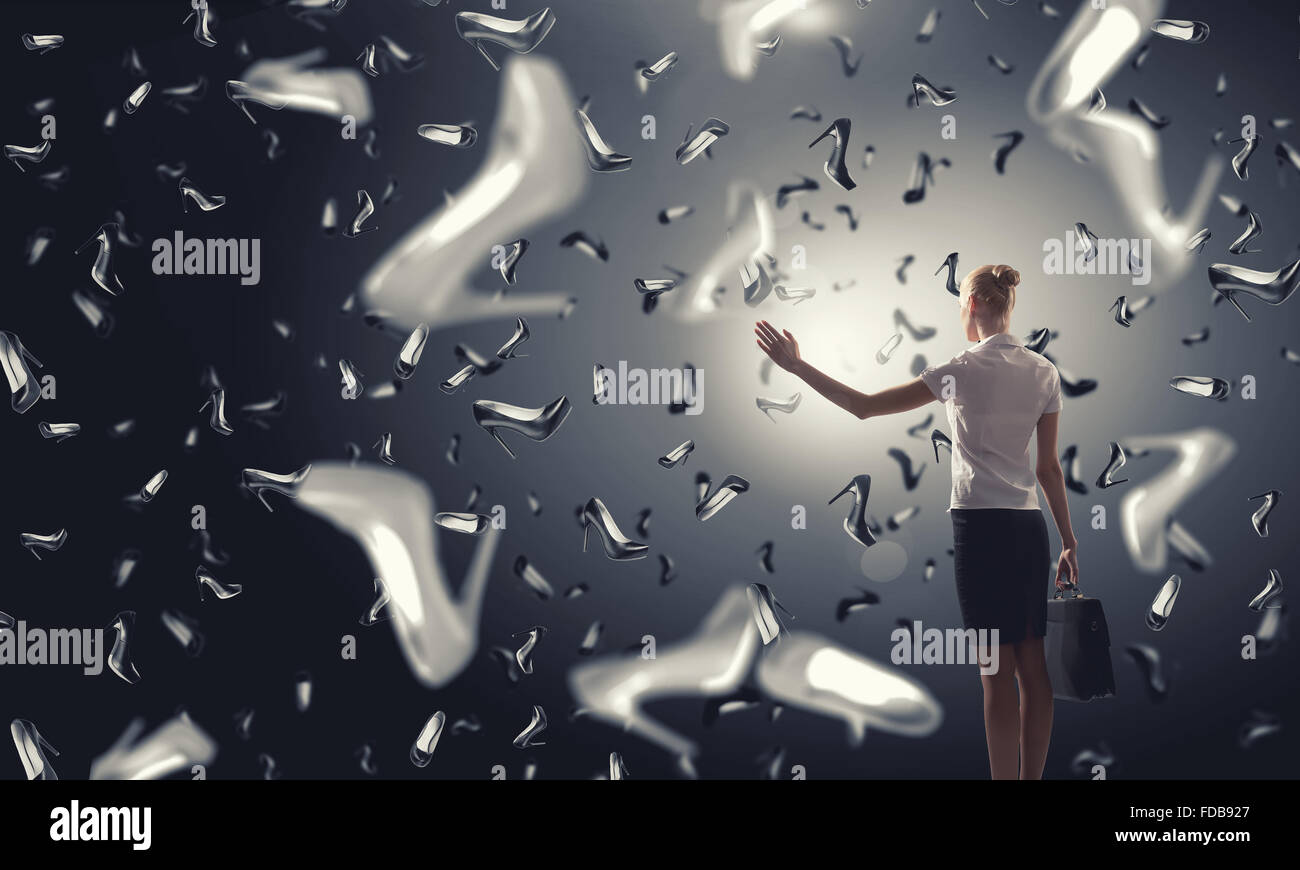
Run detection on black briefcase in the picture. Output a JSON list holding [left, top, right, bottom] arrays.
[[1045, 582, 1116, 702]]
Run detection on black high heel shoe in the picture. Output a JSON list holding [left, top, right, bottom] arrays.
[[930, 429, 952, 463], [1208, 259, 1300, 321], [471, 395, 572, 459], [241, 464, 313, 511], [829, 474, 877, 547], [0, 330, 43, 414], [581, 497, 649, 561], [454, 8, 557, 71], [199, 388, 234, 435]]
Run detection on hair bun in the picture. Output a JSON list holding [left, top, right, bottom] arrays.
[[992, 265, 1021, 292]]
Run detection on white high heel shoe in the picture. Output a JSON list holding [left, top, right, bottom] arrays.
[[1025, 0, 1222, 294], [291, 461, 501, 689], [568, 584, 945, 768], [358, 54, 587, 335]]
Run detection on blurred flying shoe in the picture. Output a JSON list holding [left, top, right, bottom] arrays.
[[358, 55, 587, 335], [292, 462, 501, 689]]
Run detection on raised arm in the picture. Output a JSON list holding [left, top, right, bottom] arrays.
[[755, 320, 934, 420], [1034, 411, 1080, 588]]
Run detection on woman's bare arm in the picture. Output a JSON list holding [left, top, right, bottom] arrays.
[[1034, 411, 1080, 587], [754, 320, 935, 419]]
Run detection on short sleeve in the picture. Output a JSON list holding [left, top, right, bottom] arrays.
[[919, 357, 963, 402], [1042, 366, 1062, 414]]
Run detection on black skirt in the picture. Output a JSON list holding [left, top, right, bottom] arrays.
[[951, 508, 1051, 645]]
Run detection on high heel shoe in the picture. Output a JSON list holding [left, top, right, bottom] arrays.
[[471, 395, 572, 459], [89, 713, 216, 781], [75, 223, 125, 296], [358, 54, 585, 335], [19, 528, 66, 560], [240, 390, 287, 430], [695, 474, 750, 521], [190, 529, 230, 566], [495, 317, 530, 360], [808, 117, 856, 192], [454, 8, 557, 71], [755, 630, 943, 746], [569, 587, 946, 764], [567, 586, 761, 766], [933, 251, 960, 295], [829, 474, 877, 547], [1208, 259, 1300, 321], [179, 177, 227, 213], [241, 463, 313, 511], [10, 719, 60, 780], [657, 439, 695, 468], [1118, 428, 1236, 573], [291, 461, 502, 689], [105, 610, 142, 684], [1026, 0, 1220, 295], [199, 387, 234, 435], [227, 48, 371, 126], [0, 330, 44, 414], [581, 497, 649, 561], [930, 428, 952, 463], [567, 584, 944, 765], [182, 2, 217, 48], [71, 288, 114, 338], [903, 152, 949, 205], [4, 140, 51, 172]]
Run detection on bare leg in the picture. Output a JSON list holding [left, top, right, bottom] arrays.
[[980, 642, 1019, 780], [1013, 636, 1054, 780]]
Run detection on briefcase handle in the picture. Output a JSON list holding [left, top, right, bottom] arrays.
[[1053, 578, 1084, 600]]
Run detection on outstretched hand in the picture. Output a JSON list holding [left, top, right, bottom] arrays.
[[754, 320, 803, 373]]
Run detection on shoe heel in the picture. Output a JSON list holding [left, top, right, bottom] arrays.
[[36, 730, 59, 757], [581, 521, 590, 553], [472, 40, 501, 71], [486, 426, 517, 459], [1220, 290, 1251, 321], [251, 488, 273, 513], [828, 483, 852, 505], [16, 339, 41, 369]]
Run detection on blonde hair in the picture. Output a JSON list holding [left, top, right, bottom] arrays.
[[963, 264, 1021, 323]]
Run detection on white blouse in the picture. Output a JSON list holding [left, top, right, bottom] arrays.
[[919, 332, 1062, 511]]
